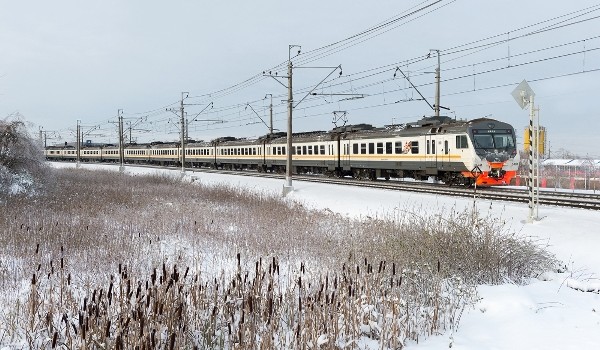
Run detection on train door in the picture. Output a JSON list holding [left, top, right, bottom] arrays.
[[341, 139, 351, 170], [425, 132, 438, 175], [441, 139, 450, 169]]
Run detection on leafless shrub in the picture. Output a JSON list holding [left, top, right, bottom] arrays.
[[0, 113, 50, 198]]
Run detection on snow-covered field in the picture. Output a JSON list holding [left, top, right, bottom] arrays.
[[50, 162, 600, 349]]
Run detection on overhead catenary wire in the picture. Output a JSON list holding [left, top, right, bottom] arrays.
[[63, 3, 600, 144]]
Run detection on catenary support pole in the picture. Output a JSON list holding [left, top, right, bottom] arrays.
[[433, 49, 441, 117], [283, 54, 294, 195], [76, 120, 81, 168], [180, 92, 186, 173], [118, 110, 124, 172]]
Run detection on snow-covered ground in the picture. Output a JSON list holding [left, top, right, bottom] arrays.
[[51, 162, 600, 349]]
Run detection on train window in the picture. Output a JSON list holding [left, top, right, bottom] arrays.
[[377, 142, 384, 154], [456, 135, 468, 149], [302, 146, 307, 155], [308, 146, 313, 155], [432, 141, 436, 154], [252, 148, 256, 155], [386, 142, 392, 154], [444, 140, 449, 154], [395, 142, 402, 154], [320, 145, 325, 155], [282, 146, 286, 155], [411, 141, 419, 154], [360, 143, 367, 154], [353, 144, 358, 154], [426, 141, 430, 154], [368, 143, 375, 154]]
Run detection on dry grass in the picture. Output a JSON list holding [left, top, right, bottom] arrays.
[[0, 168, 556, 349]]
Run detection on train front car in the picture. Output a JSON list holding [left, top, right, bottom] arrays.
[[465, 118, 519, 186]]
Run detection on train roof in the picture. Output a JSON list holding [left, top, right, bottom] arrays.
[[45, 116, 516, 150]]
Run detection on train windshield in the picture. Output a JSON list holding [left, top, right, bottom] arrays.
[[472, 130, 515, 150]]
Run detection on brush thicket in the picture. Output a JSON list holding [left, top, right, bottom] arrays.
[[0, 168, 556, 349]]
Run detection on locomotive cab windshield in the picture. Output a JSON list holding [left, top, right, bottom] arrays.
[[470, 128, 517, 162], [471, 129, 515, 150]]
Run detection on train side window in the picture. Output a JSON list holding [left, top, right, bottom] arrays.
[[411, 141, 419, 154], [456, 135, 468, 149], [395, 141, 402, 154], [426, 141, 431, 154], [360, 143, 367, 154], [386, 142, 392, 154], [376, 142, 384, 154], [307, 146, 313, 155], [302, 146, 307, 155], [444, 140, 449, 154], [432, 140, 436, 154], [320, 145, 325, 155], [368, 143, 375, 154], [282, 147, 286, 155], [353, 144, 358, 154]]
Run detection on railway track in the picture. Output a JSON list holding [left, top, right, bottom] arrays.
[[61, 162, 600, 210], [180, 165, 600, 210]]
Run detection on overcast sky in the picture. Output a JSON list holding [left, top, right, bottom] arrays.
[[1, 0, 599, 157]]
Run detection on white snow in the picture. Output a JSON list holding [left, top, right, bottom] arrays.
[[49, 162, 600, 349]]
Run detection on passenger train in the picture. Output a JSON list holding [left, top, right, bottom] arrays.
[[45, 116, 520, 186]]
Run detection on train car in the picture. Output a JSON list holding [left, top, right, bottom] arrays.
[[149, 143, 180, 166], [186, 141, 215, 168], [80, 146, 102, 162], [45, 145, 78, 161], [124, 144, 151, 164], [101, 145, 120, 163], [214, 137, 264, 171], [332, 116, 518, 185], [267, 131, 336, 175]]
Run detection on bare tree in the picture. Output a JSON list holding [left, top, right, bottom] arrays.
[[0, 113, 49, 196]]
